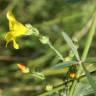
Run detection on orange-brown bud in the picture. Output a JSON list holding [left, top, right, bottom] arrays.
[[17, 64, 29, 73], [69, 72, 76, 78]]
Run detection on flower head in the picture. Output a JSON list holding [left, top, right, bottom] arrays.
[[5, 11, 29, 49], [17, 64, 30, 73]]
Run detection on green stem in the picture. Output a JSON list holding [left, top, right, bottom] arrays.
[[48, 42, 64, 62], [38, 85, 65, 96], [69, 12, 96, 96]]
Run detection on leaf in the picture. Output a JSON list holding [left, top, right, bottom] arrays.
[[53, 61, 78, 69], [84, 90, 96, 96], [62, 32, 80, 61], [74, 71, 96, 96], [82, 63, 96, 94], [74, 81, 93, 96]]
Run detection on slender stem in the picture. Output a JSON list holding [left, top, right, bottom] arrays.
[[69, 63, 82, 96], [48, 42, 64, 62], [69, 12, 96, 96], [38, 85, 65, 96]]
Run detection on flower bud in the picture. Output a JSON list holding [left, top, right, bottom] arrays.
[[45, 84, 53, 91], [40, 36, 49, 44], [17, 64, 30, 73], [69, 72, 76, 78]]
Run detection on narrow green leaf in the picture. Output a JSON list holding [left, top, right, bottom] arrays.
[[53, 61, 78, 69], [62, 32, 80, 61]]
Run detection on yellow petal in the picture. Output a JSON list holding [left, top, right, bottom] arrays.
[[5, 32, 13, 41], [7, 11, 16, 31], [7, 10, 28, 37], [5, 32, 14, 47], [13, 21, 28, 36], [13, 39, 19, 49], [7, 10, 16, 21]]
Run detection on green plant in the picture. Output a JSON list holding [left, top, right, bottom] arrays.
[[1, 1, 96, 96]]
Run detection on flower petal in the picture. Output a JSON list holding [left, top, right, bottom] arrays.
[[5, 32, 13, 47], [7, 10, 28, 37], [13, 21, 28, 36], [7, 10, 16, 21], [13, 39, 19, 49], [7, 11, 16, 31]]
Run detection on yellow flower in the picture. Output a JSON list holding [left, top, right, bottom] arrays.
[[5, 11, 29, 49], [17, 64, 30, 73]]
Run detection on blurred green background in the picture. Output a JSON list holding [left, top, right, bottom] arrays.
[[0, 0, 96, 96]]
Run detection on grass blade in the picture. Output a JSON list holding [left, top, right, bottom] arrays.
[[62, 32, 80, 61], [53, 61, 78, 69]]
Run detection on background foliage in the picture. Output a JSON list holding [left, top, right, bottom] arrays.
[[0, 0, 96, 96]]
